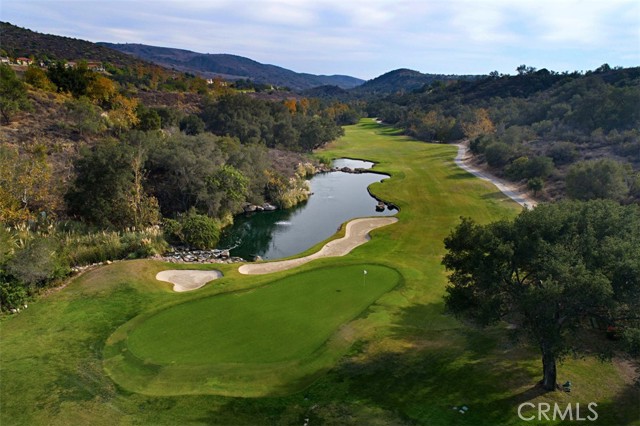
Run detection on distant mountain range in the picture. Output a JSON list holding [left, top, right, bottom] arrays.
[[2, 21, 482, 94], [99, 43, 364, 91]]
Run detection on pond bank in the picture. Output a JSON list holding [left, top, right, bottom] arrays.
[[238, 217, 398, 275]]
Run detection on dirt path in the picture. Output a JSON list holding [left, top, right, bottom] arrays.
[[455, 142, 538, 209], [238, 217, 398, 275]]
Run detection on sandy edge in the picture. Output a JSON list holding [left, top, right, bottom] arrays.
[[155, 270, 223, 292], [238, 217, 399, 275], [455, 142, 538, 209]]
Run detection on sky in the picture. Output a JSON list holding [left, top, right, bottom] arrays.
[[2, 0, 639, 80]]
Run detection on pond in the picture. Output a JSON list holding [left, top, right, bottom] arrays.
[[218, 159, 396, 260]]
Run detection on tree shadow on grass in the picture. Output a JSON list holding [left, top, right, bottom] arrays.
[[596, 382, 640, 426], [447, 171, 475, 180], [481, 191, 510, 200], [358, 121, 408, 137], [320, 301, 551, 425], [183, 302, 559, 425]]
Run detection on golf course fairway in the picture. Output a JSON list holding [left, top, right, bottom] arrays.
[[104, 264, 401, 396], [2, 119, 637, 425]]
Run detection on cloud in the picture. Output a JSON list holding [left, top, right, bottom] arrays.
[[2, 0, 638, 78]]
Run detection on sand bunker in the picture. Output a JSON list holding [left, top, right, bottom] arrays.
[[156, 270, 223, 292], [238, 217, 398, 275]]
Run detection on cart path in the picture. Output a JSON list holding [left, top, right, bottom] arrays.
[[455, 142, 538, 209]]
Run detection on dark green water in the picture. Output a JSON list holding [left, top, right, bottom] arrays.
[[218, 159, 396, 260]]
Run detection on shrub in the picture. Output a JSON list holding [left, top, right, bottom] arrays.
[[162, 218, 183, 245], [548, 141, 578, 165], [469, 135, 496, 154], [566, 159, 629, 201], [181, 213, 220, 249], [0, 279, 28, 311], [527, 177, 544, 195], [120, 230, 165, 259], [505, 156, 529, 180], [525, 156, 554, 179], [63, 227, 167, 265], [63, 231, 122, 265], [179, 114, 205, 135], [485, 142, 513, 168], [6, 237, 69, 287]]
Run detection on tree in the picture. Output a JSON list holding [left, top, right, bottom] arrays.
[[180, 211, 220, 249], [146, 133, 227, 216], [461, 108, 495, 140], [155, 107, 182, 129], [24, 66, 56, 91], [65, 97, 108, 135], [548, 141, 578, 165], [0, 145, 57, 224], [46, 61, 95, 98], [0, 64, 31, 123], [517, 64, 537, 75], [207, 165, 249, 215], [442, 200, 640, 391], [66, 138, 159, 229], [525, 156, 553, 179], [566, 159, 629, 201], [484, 142, 513, 168], [179, 114, 205, 135], [107, 94, 140, 134], [136, 106, 162, 131], [6, 237, 68, 287], [126, 132, 161, 229], [527, 177, 544, 196], [86, 75, 117, 106]]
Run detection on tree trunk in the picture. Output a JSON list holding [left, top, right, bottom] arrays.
[[541, 346, 557, 391]]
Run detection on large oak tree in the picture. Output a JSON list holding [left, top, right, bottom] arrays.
[[442, 200, 640, 390]]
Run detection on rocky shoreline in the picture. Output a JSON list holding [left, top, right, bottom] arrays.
[[157, 247, 245, 264]]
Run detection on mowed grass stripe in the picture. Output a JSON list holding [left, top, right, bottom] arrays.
[[125, 264, 400, 365]]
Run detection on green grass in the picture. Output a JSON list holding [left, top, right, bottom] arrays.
[[103, 264, 401, 396], [127, 265, 399, 364], [1, 119, 637, 425]]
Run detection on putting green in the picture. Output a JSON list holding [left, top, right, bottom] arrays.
[[104, 264, 401, 395]]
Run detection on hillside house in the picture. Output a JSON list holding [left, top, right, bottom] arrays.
[[86, 61, 105, 72], [0, 57, 10, 64], [16, 57, 33, 66]]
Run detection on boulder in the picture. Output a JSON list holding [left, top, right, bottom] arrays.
[[263, 203, 277, 211]]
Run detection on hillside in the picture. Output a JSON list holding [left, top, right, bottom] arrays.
[[372, 66, 640, 201], [300, 84, 349, 99], [352, 68, 480, 95], [0, 22, 144, 68], [99, 43, 364, 91]]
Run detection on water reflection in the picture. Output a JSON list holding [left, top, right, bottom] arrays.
[[219, 159, 395, 260]]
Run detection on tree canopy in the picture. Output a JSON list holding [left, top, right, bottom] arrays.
[[442, 200, 640, 390]]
